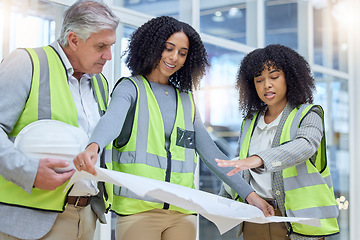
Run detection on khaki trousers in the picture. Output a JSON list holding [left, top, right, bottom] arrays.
[[0, 205, 96, 240], [243, 208, 325, 240], [116, 208, 197, 240], [40, 204, 97, 240], [243, 209, 290, 240]]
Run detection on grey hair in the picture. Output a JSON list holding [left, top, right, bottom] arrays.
[[58, 1, 119, 46]]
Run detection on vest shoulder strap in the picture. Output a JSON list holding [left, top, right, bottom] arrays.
[[91, 73, 109, 116], [239, 112, 260, 154], [239, 118, 252, 152], [289, 104, 312, 140], [26, 47, 52, 120]]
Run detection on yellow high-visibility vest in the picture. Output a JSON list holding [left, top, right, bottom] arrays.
[[0, 46, 110, 212], [111, 75, 197, 215], [235, 104, 339, 237]]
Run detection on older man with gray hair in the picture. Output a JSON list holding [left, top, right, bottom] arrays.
[[0, 1, 119, 239]]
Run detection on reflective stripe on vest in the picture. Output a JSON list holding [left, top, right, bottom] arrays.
[[238, 105, 339, 237], [111, 75, 196, 215], [0, 46, 109, 212]]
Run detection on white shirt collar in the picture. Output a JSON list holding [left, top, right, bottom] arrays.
[[256, 110, 283, 131]]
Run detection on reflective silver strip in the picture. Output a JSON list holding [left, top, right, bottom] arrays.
[[290, 104, 309, 139], [33, 47, 51, 120], [283, 163, 333, 191], [324, 175, 334, 189], [103, 148, 112, 164], [131, 76, 149, 160], [179, 92, 195, 164], [115, 151, 167, 168], [113, 185, 162, 202], [286, 205, 339, 219], [115, 151, 195, 173], [173, 158, 196, 173], [94, 74, 107, 109]]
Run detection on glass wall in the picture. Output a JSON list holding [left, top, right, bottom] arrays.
[[0, 0, 353, 239], [200, 1, 247, 44], [1, 0, 60, 58], [313, 0, 349, 71], [113, 25, 136, 81], [197, 44, 244, 128], [265, 1, 298, 48], [114, 0, 179, 16], [112, 0, 182, 19], [0, 5, 3, 60], [10, 13, 55, 50]]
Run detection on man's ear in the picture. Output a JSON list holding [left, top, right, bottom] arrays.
[[68, 32, 79, 51]]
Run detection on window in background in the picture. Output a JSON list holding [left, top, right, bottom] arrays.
[[0, 6, 3, 59], [200, 0, 247, 44], [197, 45, 244, 127], [265, 0, 298, 49], [112, 0, 181, 18], [113, 25, 136, 82], [313, 0, 349, 72], [10, 13, 55, 51], [2, 1, 58, 57]]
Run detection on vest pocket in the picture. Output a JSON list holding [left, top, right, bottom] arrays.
[[176, 127, 195, 149]]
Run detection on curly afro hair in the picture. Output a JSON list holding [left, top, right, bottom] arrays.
[[236, 44, 315, 118], [124, 16, 209, 92]]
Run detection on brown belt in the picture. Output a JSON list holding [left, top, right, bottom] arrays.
[[67, 196, 92, 207], [265, 199, 278, 210]]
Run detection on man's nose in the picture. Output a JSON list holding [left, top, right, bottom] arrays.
[[103, 48, 112, 60]]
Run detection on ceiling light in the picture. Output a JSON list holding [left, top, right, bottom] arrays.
[[212, 11, 225, 22]]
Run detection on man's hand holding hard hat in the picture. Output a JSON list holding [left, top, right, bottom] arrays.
[[14, 120, 89, 190]]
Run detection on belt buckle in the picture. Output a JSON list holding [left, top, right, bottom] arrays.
[[265, 199, 277, 210], [270, 200, 277, 210], [74, 196, 81, 207]]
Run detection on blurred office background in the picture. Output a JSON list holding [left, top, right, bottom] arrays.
[[1, 0, 359, 239]]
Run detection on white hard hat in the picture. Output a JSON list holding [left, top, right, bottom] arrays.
[[14, 120, 89, 173]]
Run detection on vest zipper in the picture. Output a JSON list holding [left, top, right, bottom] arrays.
[[163, 150, 172, 210]]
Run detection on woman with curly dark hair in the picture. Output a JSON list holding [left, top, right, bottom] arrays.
[[217, 44, 339, 240], [73, 16, 273, 240], [237, 44, 315, 119]]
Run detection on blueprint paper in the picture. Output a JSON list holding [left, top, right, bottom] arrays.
[[66, 167, 321, 234]]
